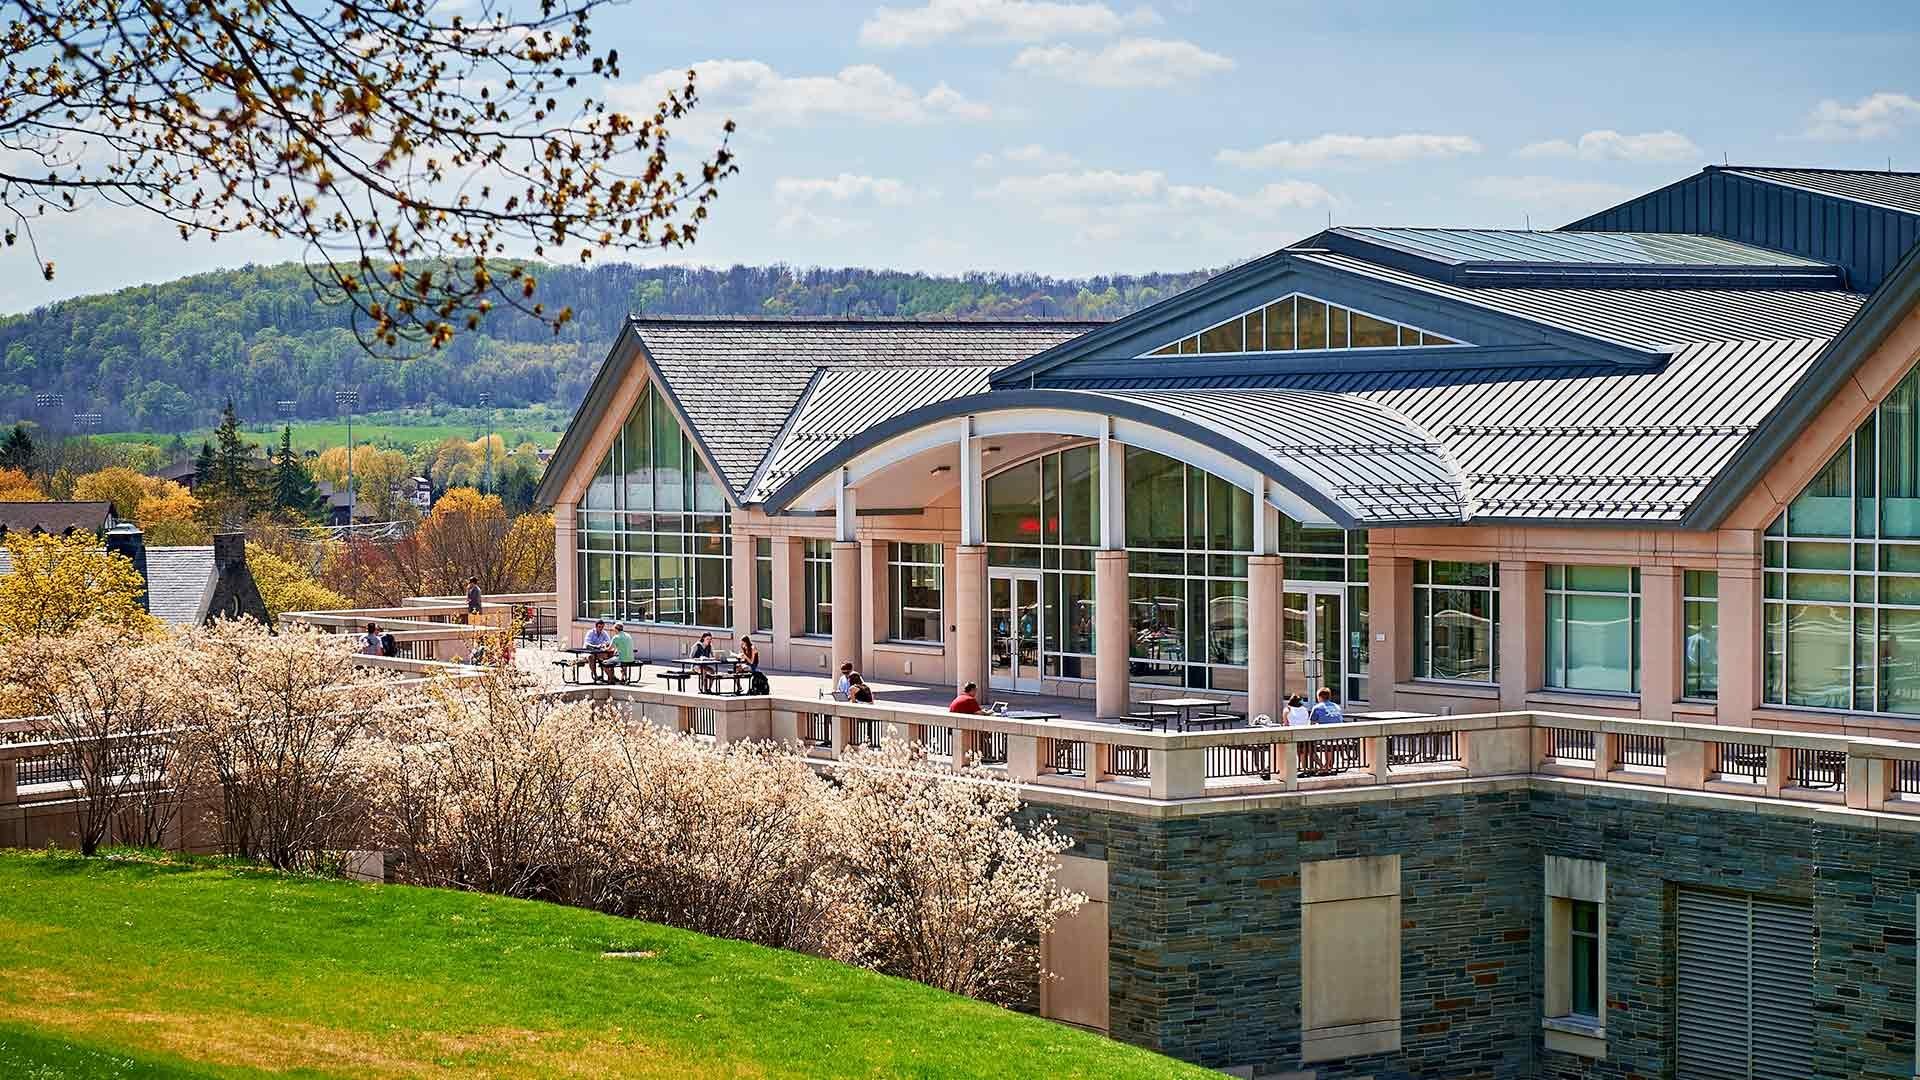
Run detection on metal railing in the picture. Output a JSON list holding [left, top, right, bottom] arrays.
[[1048, 739, 1087, 777], [1387, 731, 1460, 767], [803, 713, 833, 748], [1110, 745, 1151, 779], [692, 708, 717, 738], [1897, 759, 1920, 798], [1713, 741, 1769, 782], [964, 729, 1008, 766], [1299, 736, 1367, 777], [1206, 743, 1273, 780], [1546, 727, 1596, 762], [1787, 747, 1847, 791], [1616, 733, 1666, 769], [921, 725, 954, 759], [853, 718, 883, 750]]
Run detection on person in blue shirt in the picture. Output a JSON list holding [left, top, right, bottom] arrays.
[[583, 620, 614, 682], [1310, 687, 1344, 725]]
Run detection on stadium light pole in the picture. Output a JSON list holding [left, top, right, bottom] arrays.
[[479, 391, 494, 496], [335, 389, 359, 524]]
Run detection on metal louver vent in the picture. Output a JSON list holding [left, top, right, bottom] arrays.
[[1676, 889, 1813, 1080]]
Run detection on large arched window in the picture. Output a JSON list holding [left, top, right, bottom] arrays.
[[1764, 364, 1920, 713], [575, 384, 732, 627]]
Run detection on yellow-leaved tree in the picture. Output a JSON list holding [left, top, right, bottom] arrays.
[[138, 484, 208, 546], [0, 467, 46, 501], [0, 532, 157, 641], [72, 466, 153, 521], [246, 543, 349, 621]]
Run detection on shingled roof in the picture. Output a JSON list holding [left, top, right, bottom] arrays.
[[540, 317, 1105, 507], [0, 501, 114, 536]]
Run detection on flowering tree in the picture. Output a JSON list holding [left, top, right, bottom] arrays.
[[357, 670, 617, 899], [0, 627, 193, 853], [1, 0, 736, 356], [589, 723, 854, 957], [832, 743, 1086, 1005], [175, 620, 391, 868]]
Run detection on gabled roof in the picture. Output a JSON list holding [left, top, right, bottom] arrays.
[[537, 316, 1102, 508], [0, 501, 114, 535], [1722, 166, 1920, 216], [0, 542, 216, 625]]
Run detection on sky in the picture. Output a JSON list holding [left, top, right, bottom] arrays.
[[7, 0, 1920, 312]]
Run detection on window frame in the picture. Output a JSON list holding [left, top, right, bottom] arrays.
[[1140, 290, 1466, 358], [754, 537, 773, 634], [887, 541, 945, 645], [1543, 856, 1606, 1060], [1412, 560, 1501, 685], [1683, 569, 1719, 701], [802, 538, 833, 638], [1543, 565, 1641, 695]]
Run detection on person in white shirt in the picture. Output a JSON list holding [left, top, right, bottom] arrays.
[[832, 662, 853, 701], [1283, 695, 1312, 726]]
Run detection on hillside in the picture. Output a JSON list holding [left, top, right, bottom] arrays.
[[0, 849, 1210, 1078], [0, 261, 1214, 433]]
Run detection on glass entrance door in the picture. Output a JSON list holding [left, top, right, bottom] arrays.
[[990, 571, 1043, 693], [1283, 588, 1343, 702]]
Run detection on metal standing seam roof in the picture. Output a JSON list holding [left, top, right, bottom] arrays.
[[1088, 388, 1467, 523], [1044, 337, 1833, 522], [1724, 167, 1920, 216], [1332, 228, 1831, 267], [753, 365, 997, 501], [628, 318, 1104, 500], [1290, 250, 1866, 352]]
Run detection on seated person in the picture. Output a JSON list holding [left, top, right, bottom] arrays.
[[1310, 688, 1344, 725], [846, 671, 874, 704], [582, 620, 614, 681], [948, 681, 983, 714], [832, 662, 853, 701], [736, 635, 760, 672], [361, 622, 383, 656], [610, 623, 635, 681], [691, 631, 716, 692]]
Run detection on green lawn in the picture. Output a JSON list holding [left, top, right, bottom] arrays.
[[95, 406, 567, 455], [0, 850, 1209, 1079]]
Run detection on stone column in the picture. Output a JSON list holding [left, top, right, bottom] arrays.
[[1718, 564, 1764, 726], [1368, 555, 1414, 709], [1094, 550, 1130, 717], [954, 545, 988, 694], [771, 536, 799, 669], [831, 540, 862, 675], [731, 527, 758, 650], [1247, 555, 1284, 724], [861, 538, 890, 672], [553, 504, 578, 646], [1639, 565, 1681, 721], [1498, 561, 1545, 711]]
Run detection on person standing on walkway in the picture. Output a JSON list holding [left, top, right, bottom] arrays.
[[465, 576, 484, 623]]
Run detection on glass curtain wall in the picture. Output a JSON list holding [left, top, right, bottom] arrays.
[[754, 538, 773, 633], [1124, 447, 1253, 690], [1684, 571, 1719, 699], [575, 384, 731, 626], [985, 445, 1099, 677], [802, 539, 833, 637], [1276, 516, 1371, 702], [1763, 366, 1920, 714]]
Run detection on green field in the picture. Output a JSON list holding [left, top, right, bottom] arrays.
[[0, 850, 1208, 1079], [93, 406, 568, 455]]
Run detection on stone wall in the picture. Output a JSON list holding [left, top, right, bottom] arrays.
[[1033, 784, 1920, 1079]]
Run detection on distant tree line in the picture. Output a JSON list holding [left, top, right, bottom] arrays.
[[0, 261, 1215, 432]]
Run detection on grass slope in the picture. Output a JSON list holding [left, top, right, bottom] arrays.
[[0, 851, 1209, 1079]]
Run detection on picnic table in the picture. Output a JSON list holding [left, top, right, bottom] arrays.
[[1143, 697, 1238, 732], [555, 646, 603, 685], [673, 655, 753, 696], [1000, 708, 1062, 723]]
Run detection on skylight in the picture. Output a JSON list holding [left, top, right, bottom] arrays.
[[1144, 292, 1464, 357]]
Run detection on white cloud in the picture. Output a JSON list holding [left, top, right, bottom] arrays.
[[1802, 92, 1920, 141], [1216, 133, 1481, 170], [773, 173, 921, 206], [775, 206, 871, 239], [1011, 38, 1232, 89], [861, 0, 1159, 47], [1468, 175, 1637, 216], [1514, 129, 1700, 163], [977, 169, 1333, 243], [974, 143, 1081, 169], [622, 60, 990, 128]]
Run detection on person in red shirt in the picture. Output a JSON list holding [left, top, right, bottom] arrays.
[[949, 681, 983, 714]]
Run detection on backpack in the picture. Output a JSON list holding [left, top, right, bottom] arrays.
[[749, 671, 770, 696], [380, 633, 398, 658]]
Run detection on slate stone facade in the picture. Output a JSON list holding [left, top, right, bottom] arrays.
[[1030, 784, 1920, 1079]]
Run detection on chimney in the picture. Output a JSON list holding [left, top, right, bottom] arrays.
[[214, 531, 245, 569], [104, 522, 150, 612], [206, 531, 270, 625]]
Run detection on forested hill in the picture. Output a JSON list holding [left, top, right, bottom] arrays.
[[0, 261, 1215, 431]]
